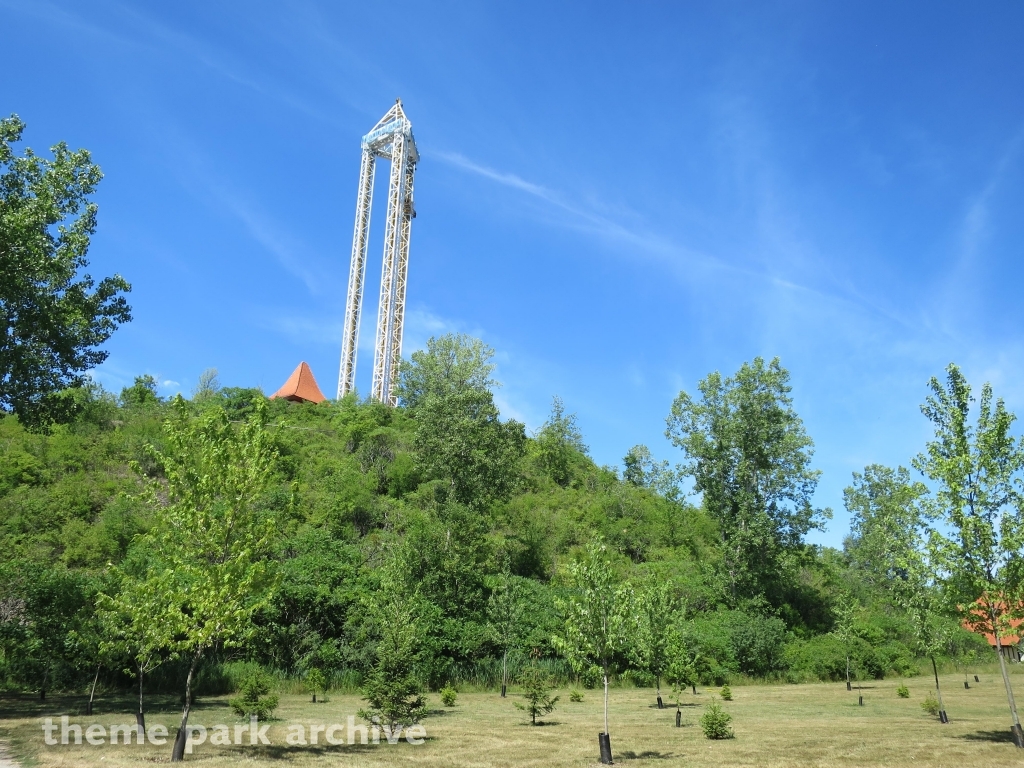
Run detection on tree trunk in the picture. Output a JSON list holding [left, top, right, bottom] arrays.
[[137, 664, 146, 731], [993, 630, 1024, 747], [603, 670, 610, 736], [846, 654, 851, 691], [171, 651, 202, 761], [87, 664, 100, 716], [931, 655, 948, 723], [656, 676, 663, 708], [501, 650, 507, 698]]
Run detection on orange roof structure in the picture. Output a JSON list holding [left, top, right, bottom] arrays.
[[962, 600, 1023, 647], [270, 362, 327, 404], [964, 616, 1022, 648]]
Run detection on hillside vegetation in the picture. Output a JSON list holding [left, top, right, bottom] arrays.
[[0, 335, 955, 702]]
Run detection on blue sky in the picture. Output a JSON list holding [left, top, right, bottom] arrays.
[[5, 2, 1024, 547]]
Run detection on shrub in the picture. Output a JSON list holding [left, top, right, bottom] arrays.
[[229, 668, 279, 720], [440, 685, 458, 707], [921, 691, 939, 717], [726, 612, 790, 677], [700, 700, 734, 740], [569, 689, 584, 702], [782, 634, 892, 682], [782, 635, 849, 682], [720, 684, 732, 701], [896, 683, 909, 699]]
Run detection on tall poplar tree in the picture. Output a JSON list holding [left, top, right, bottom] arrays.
[[666, 357, 829, 604]]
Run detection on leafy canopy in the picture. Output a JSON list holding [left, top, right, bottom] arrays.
[[914, 364, 1024, 639], [0, 115, 131, 428], [535, 396, 588, 487], [135, 396, 281, 659], [407, 334, 526, 508]]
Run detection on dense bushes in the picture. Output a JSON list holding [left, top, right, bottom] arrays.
[[783, 634, 917, 682], [681, 609, 791, 683]]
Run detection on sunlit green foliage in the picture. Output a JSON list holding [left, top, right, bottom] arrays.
[[0, 115, 131, 428]]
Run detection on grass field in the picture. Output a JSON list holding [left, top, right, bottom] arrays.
[[2, 667, 1024, 767]]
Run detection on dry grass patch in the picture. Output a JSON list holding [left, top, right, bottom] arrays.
[[1, 669, 1023, 767]]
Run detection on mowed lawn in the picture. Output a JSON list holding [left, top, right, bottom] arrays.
[[2, 668, 1024, 767]]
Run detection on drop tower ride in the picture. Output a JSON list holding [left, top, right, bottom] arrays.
[[337, 100, 418, 405]]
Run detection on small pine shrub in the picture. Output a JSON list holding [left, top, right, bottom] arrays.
[[700, 700, 734, 740], [720, 684, 733, 701], [514, 667, 559, 725], [896, 683, 909, 699], [440, 685, 458, 707], [569, 689, 584, 703], [230, 668, 279, 720], [921, 691, 940, 717]]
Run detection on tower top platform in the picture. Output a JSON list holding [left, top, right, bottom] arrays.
[[361, 99, 419, 163]]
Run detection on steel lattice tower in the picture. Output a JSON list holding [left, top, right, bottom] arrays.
[[337, 100, 418, 405]]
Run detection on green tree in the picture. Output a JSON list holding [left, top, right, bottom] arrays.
[[665, 357, 829, 604], [400, 333, 525, 508], [305, 668, 327, 703], [700, 699, 734, 739], [98, 564, 167, 730], [359, 551, 427, 734], [120, 375, 161, 408], [914, 364, 1024, 746], [845, 465, 930, 588], [623, 444, 682, 501], [629, 576, 677, 707], [844, 464, 953, 717], [0, 115, 131, 428], [665, 623, 700, 706], [0, 560, 97, 700], [414, 380, 526, 509], [554, 541, 630, 742], [397, 333, 497, 409], [135, 396, 280, 761], [191, 368, 221, 401], [829, 591, 858, 693], [536, 396, 588, 487], [488, 570, 526, 697]]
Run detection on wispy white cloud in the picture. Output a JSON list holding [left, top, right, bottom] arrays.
[[0, 0, 138, 49], [434, 147, 918, 337], [431, 150, 702, 266], [115, 4, 339, 125], [955, 127, 1024, 270], [216, 192, 326, 294]]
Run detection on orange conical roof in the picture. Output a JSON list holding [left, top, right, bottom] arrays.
[[270, 362, 326, 404]]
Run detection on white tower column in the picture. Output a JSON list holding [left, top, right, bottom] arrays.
[[337, 101, 418, 404], [337, 149, 375, 398]]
